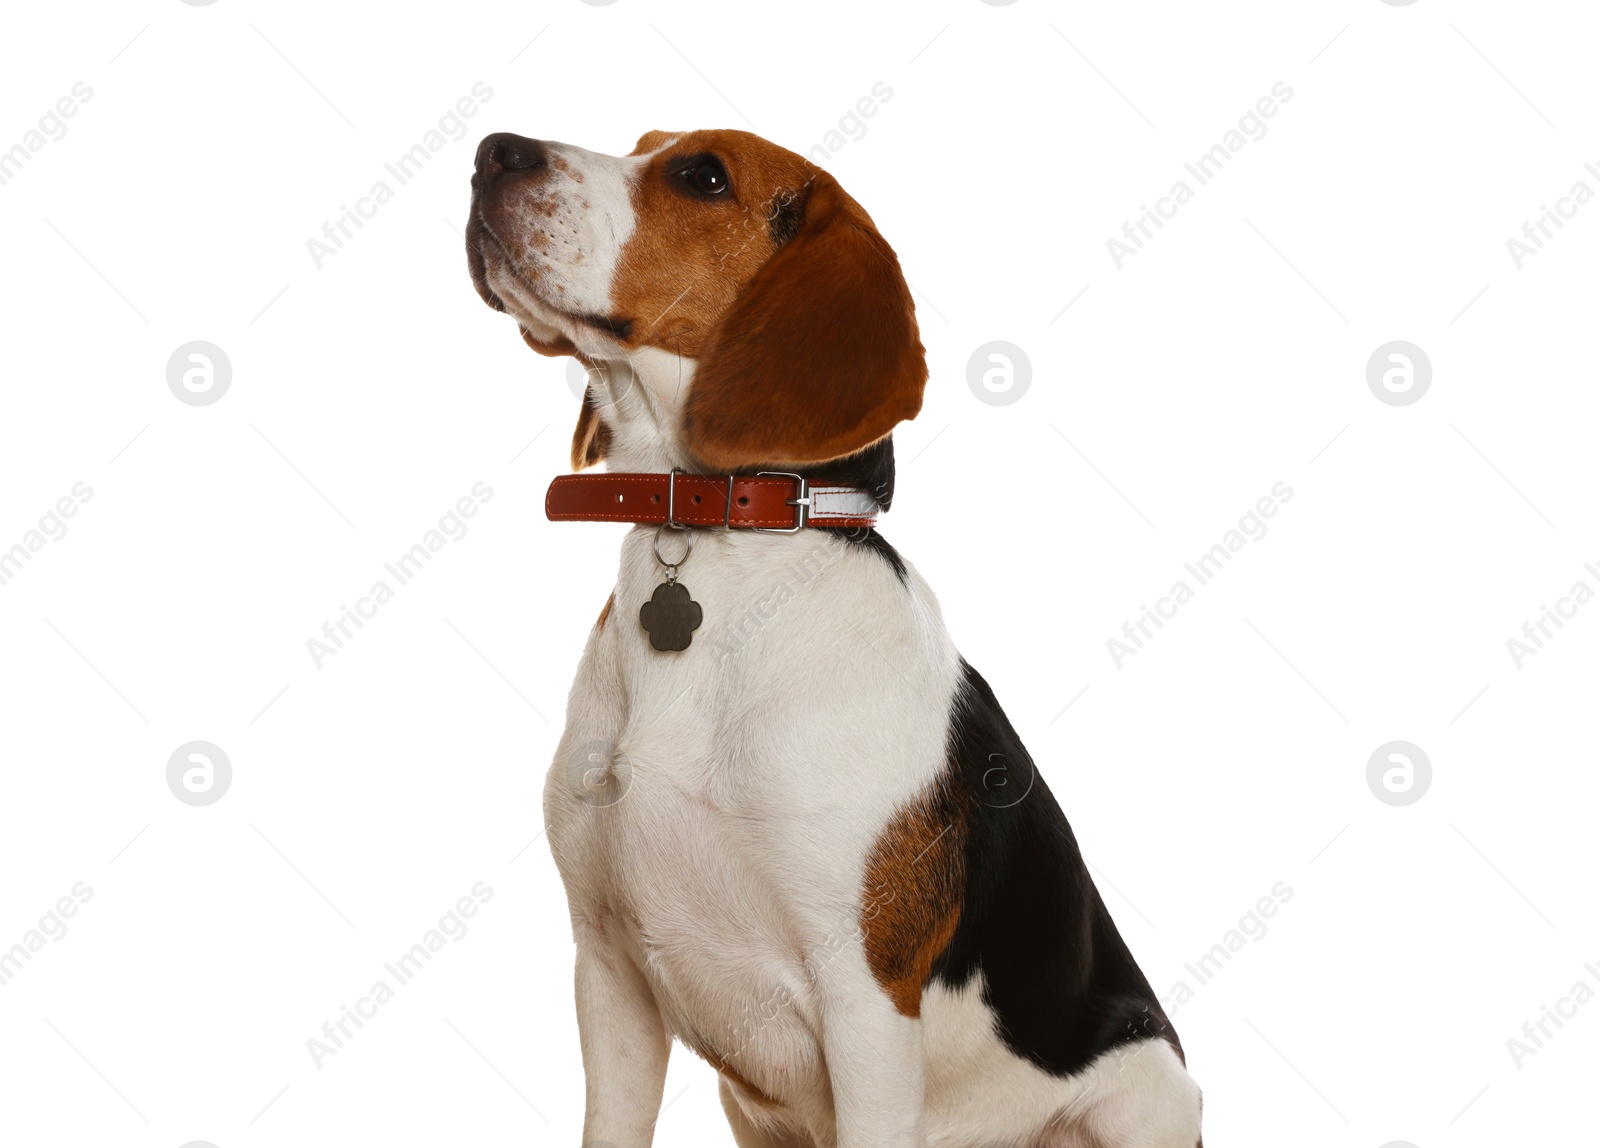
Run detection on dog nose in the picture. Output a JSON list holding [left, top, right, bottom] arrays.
[[474, 133, 549, 190]]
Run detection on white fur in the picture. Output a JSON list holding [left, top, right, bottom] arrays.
[[920, 980, 1202, 1147], [479, 140, 646, 345], [548, 522, 958, 1147], [489, 136, 1202, 1147]]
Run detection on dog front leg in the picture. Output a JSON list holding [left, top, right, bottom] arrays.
[[574, 927, 670, 1147], [819, 970, 926, 1148]]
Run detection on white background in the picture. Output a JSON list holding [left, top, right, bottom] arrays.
[[2, 1, 1597, 1145]]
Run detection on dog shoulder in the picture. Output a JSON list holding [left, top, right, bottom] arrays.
[[860, 659, 1182, 1075]]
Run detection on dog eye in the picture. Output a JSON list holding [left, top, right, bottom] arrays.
[[679, 158, 729, 196]]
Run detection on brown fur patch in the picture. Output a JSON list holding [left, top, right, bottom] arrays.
[[570, 388, 610, 470], [649, 143, 924, 467], [684, 1038, 784, 1110], [594, 592, 614, 632], [566, 350, 611, 471], [611, 130, 819, 358], [717, 1066, 784, 1112], [518, 322, 575, 358], [860, 771, 967, 1017]]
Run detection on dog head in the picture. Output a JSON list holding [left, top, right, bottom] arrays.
[[466, 129, 925, 475]]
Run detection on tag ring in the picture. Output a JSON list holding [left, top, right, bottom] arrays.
[[652, 524, 694, 569]]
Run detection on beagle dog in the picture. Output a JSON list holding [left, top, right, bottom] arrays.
[[466, 129, 1202, 1148]]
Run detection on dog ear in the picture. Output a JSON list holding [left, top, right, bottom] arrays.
[[682, 172, 926, 469], [514, 326, 606, 470], [570, 387, 610, 470]]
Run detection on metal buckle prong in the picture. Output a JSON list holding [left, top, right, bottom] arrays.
[[664, 467, 686, 529], [753, 471, 810, 533]]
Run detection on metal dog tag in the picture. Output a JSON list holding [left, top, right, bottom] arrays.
[[640, 579, 702, 652], [642, 525, 701, 651]]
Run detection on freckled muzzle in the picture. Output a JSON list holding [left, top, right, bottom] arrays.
[[465, 132, 553, 312], [465, 132, 632, 343]]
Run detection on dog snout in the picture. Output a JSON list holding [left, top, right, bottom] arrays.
[[474, 132, 549, 191]]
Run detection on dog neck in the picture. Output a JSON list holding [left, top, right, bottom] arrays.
[[578, 346, 898, 515], [580, 346, 698, 474]]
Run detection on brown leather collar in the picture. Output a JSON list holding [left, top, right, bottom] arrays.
[[545, 471, 880, 532]]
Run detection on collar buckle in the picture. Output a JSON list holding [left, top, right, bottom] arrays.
[[664, 467, 682, 528], [754, 471, 810, 533]]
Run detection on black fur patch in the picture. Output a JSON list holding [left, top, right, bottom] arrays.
[[814, 435, 895, 511], [930, 661, 1182, 1074], [767, 188, 807, 248], [818, 526, 908, 585], [813, 437, 905, 583]]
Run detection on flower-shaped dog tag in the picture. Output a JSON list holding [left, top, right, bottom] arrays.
[[639, 580, 702, 652]]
